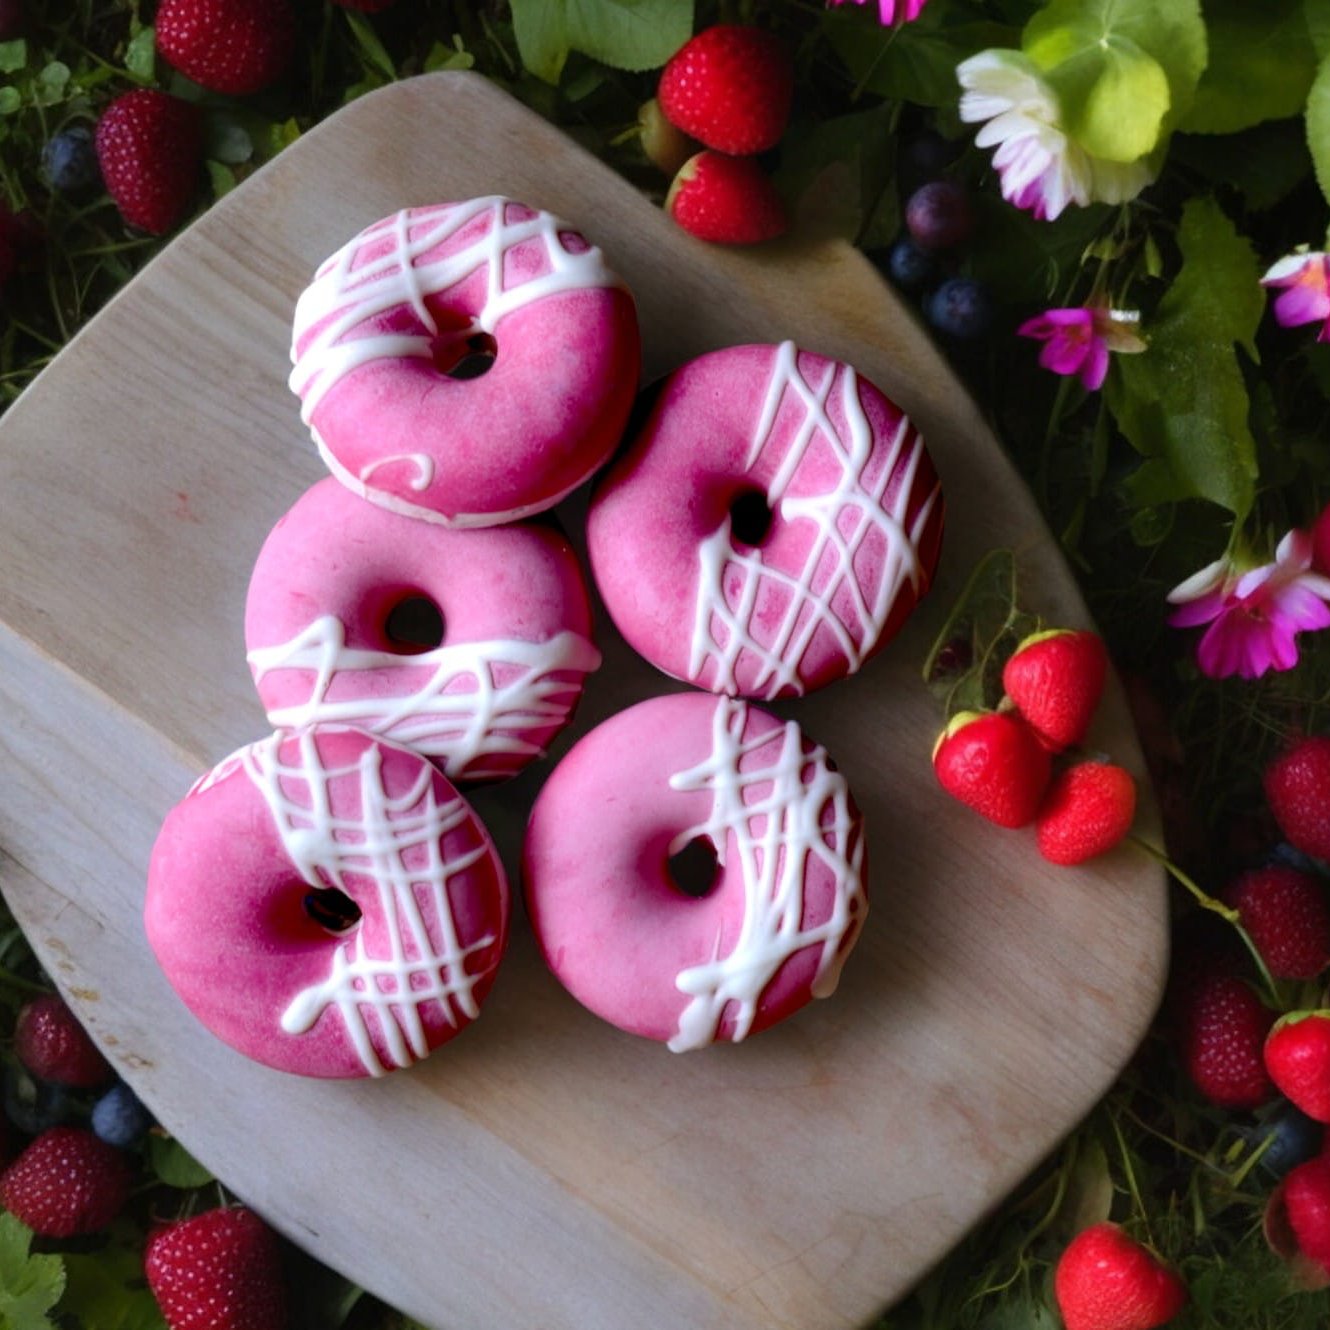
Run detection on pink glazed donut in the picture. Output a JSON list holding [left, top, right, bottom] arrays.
[[586, 341, 944, 698], [146, 726, 509, 1079], [244, 478, 600, 784], [523, 692, 867, 1051], [289, 197, 640, 526]]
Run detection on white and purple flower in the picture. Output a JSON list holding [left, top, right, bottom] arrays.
[[827, 0, 928, 23], [1017, 305, 1146, 390], [1261, 250, 1330, 340]]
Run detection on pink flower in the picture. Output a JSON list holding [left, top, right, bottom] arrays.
[[1262, 251, 1330, 340], [1016, 306, 1145, 390], [1167, 531, 1330, 679], [826, 0, 928, 24]]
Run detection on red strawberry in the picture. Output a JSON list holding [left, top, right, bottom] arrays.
[[1034, 761, 1136, 865], [0, 1127, 130, 1236], [1179, 973, 1276, 1109], [156, 0, 295, 96], [657, 25, 793, 156], [1266, 1011, 1330, 1122], [1001, 628, 1107, 751], [638, 97, 695, 178], [15, 992, 114, 1088], [1222, 865, 1330, 979], [931, 710, 1051, 829], [1266, 737, 1330, 863], [96, 90, 203, 235], [1053, 1223, 1187, 1330], [146, 1207, 287, 1330], [666, 151, 787, 246], [1283, 1154, 1330, 1272]]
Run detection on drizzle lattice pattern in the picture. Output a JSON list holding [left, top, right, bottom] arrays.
[[689, 342, 940, 698], [249, 617, 601, 782], [243, 731, 496, 1077], [289, 197, 619, 423], [667, 699, 866, 1053]]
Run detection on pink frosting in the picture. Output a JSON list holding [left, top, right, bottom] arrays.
[[290, 199, 640, 526], [586, 342, 944, 698], [522, 693, 867, 1050], [146, 727, 509, 1079], [244, 477, 599, 784]]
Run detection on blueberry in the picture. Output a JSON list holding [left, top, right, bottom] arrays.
[[886, 237, 937, 292], [42, 125, 101, 196], [3, 1063, 73, 1135], [904, 129, 958, 181], [91, 1082, 153, 1148], [1251, 1102, 1324, 1177], [905, 179, 974, 252], [925, 277, 992, 340]]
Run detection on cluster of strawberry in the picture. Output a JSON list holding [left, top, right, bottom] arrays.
[[932, 627, 1138, 865], [0, 991, 288, 1328], [640, 25, 793, 247]]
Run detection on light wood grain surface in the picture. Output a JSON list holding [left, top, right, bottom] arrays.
[[0, 72, 1166, 1329]]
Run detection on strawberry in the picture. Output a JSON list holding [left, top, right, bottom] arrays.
[[1000, 628, 1107, 751], [96, 90, 203, 236], [0, 1127, 130, 1236], [155, 0, 295, 96], [657, 25, 793, 156], [1178, 973, 1276, 1109], [1265, 736, 1330, 863], [1266, 1011, 1330, 1122], [1283, 1154, 1330, 1272], [1034, 761, 1136, 865], [1222, 865, 1330, 979], [1053, 1223, 1187, 1330], [15, 992, 114, 1088], [666, 151, 787, 246], [146, 1206, 288, 1330], [638, 97, 695, 178], [931, 710, 1051, 829]]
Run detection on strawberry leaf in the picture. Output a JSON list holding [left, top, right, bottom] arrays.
[[510, 0, 694, 84], [60, 1237, 167, 1330], [146, 1134, 214, 1189], [1307, 51, 1330, 209], [0, 1213, 66, 1330]]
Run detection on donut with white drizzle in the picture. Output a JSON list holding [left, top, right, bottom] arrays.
[[522, 693, 867, 1051], [146, 726, 509, 1078], [289, 197, 640, 527], [586, 341, 944, 698], [244, 478, 600, 785]]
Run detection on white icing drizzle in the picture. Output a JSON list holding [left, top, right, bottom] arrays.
[[665, 699, 866, 1053], [248, 616, 602, 782], [689, 341, 941, 698], [358, 452, 435, 493], [289, 197, 623, 422], [238, 730, 499, 1077]]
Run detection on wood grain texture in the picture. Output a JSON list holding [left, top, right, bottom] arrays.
[[0, 73, 1166, 1329]]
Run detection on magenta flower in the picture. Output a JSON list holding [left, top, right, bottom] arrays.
[[1262, 251, 1330, 340], [1167, 531, 1330, 679], [826, 0, 928, 24], [1017, 305, 1145, 390]]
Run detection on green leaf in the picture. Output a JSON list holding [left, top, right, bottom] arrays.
[[424, 39, 476, 73], [1180, 0, 1316, 133], [0, 40, 27, 74], [1308, 51, 1330, 206], [1106, 196, 1263, 519], [510, 0, 693, 84], [0, 1214, 65, 1330], [1024, 0, 1207, 147], [206, 160, 236, 200], [342, 9, 396, 81], [1308, 0, 1330, 56], [61, 1240, 167, 1330], [125, 27, 156, 81], [1173, 121, 1313, 210], [147, 1134, 215, 1188], [0, 87, 20, 115]]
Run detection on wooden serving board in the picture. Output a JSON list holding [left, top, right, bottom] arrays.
[[0, 73, 1166, 1329]]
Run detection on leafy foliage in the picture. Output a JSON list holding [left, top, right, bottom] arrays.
[[0, 1214, 65, 1330], [510, 0, 694, 84]]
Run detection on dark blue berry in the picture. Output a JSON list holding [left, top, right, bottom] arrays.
[[925, 277, 992, 339], [887, 237, 937, 292], [905, 129, 958, 181], [905, 179, 974, 252], [3, 1063, 73, 1135], [42, 125, 101, 195], [1250, 1102, 1324, 1177], [91, 1081, 153, 1148]]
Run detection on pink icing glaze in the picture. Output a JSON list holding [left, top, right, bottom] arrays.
[[146, 727, 509, 1079], [289, 198, 640, 526], [244, 477, 600, 784], [586, 342, 945, 698], [522, 693, 867, 1051]]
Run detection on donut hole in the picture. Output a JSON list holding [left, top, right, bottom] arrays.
[[667, 837, 720, 899], [432, 330, 498, 380], [383, 593, 445, 654], [729, 489, 775, 548], [304, 888, 362, 935]]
